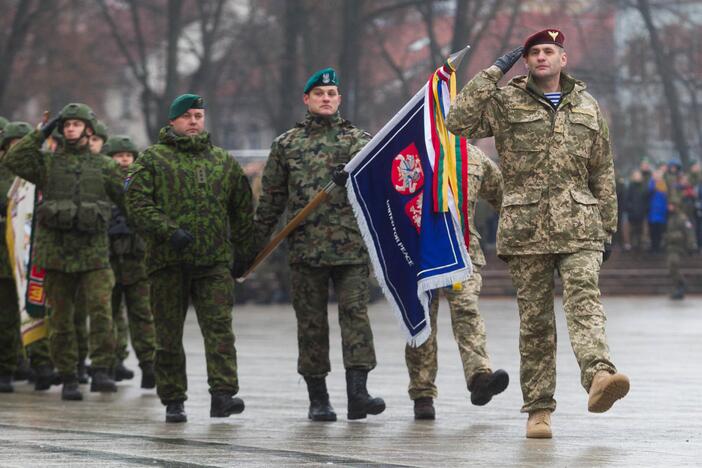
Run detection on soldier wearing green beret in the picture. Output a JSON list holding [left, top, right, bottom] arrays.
[[125, 94, 255, 423], [255, 68, 385, 422], [1, 103, 125, 401], [0, 121, 32, 392], [104, 135, 156, 388]]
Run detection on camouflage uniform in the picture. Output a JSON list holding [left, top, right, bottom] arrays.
[[125, 126, 254, 404], [1, 130, 124, 376], [108, 187, 156, 368], [447, 65, 618, 413], [0, 166, 20, 377], [255, 112, 376, 377], [663, 209, 698, 294], [405, 145, 502, 399]]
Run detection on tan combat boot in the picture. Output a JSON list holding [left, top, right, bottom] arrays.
[[587, 371, 630, 413], [526, 409, 552, 439]]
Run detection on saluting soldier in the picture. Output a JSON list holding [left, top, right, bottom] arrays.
[[447, 29, 629, 438], [0, 121, 32, 393], [405, 145, 509, 419], [255, 68, 385, 422], [2, 104, 124, 401], [125, 94, 254, 423]]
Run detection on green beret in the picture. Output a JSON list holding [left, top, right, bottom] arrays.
[[303, 68, 339, 94], [169, 94, 205, 120]]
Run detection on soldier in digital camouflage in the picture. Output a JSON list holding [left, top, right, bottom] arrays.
[[125, 94, 254, 423], [0, 120, 31, 393], [663, 201, 698, 300], [255, 68, 385, 422], [446, 29, 629, 438], [2, 103, 124, 401], [405, 144, 510, 419], [103, 135, 156, 388]]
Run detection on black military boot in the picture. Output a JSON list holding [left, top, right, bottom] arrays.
[[13, 357, 32, 382], [345, 369, 386, 420], [671, 284, 686, 300], [140, 362, 156, 389], [0, 375, 14, 393], [304, 376, 337, 421], [114, 361, 135, 381], [468, 369, 509, 406], [34, 365, 55, 391], [413, 397, 435, 420], [165, 401, 187, 423], [90, 368, 117, 393], [77, 361, 89, 384], [61, 374, 83, 401], [210, 392, 245, 417]]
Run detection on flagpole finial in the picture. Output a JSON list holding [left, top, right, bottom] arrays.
[[447, 44, 471, 71]]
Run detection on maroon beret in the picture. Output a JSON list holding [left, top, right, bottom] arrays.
[[523, 29, 565, 56]]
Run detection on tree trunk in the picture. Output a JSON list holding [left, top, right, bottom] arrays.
[[339, 0, 364, 123], [277, 0, 304, 134], [637, 0, 691, 168]]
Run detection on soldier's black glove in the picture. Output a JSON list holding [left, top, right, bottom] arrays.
[[332, 164, 349, 187], [603, 242, 612, 262], [169, 228, 194, 251], [40, 116, 60, 141], [493, 47, 524, 75], [231, 257, 254, 279]]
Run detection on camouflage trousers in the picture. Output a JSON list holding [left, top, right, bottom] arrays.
[[0, 278, 20, 375], [666, 251, 685, 289], [290, 263, 376, 378], [27, 337, 52, 369], [150, 263, 238, 404], [112, 279, 156, 366], [44, 268, 116, 376], [73, 287, 89, 363], [405, 268, 491, 400], [508, 250, 616, 413]]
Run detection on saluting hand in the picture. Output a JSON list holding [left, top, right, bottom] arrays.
[[494, 47, 524, 75]]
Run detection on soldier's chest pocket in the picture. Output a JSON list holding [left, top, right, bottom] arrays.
[[566, 109, 599, 159], [506, 109, 551, 153], [287, 153, 320, 191]]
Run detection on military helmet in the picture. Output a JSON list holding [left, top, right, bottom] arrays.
[[58, 103, 98, 134], [1, 121, 32, 149], [0, 116, 8, 130], [94, 120, 109, 141], [103, 135, 138, 157]]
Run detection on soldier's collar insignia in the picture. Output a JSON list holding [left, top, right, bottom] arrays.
[[548, 31, 559, 41]]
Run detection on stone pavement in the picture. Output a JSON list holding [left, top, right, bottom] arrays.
[[0, 296, 700, 467]]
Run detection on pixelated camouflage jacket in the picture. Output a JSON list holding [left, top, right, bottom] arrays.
[[255, 112, 370, 266], [663, 211, 698, 254], [0, 165, 14, 278], [110, 165, 148, 284], [1, 130, 124, 272], [466, 145, 502, 267], [446, 65, 616, 257], [125, 126, 254, 273]]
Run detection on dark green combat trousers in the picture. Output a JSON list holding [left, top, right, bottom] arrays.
[[0, 278, 20, 376], [150, 263, 238, 404], [290, 264, 377, 378], [44, 268, 116, 376], [112, 279, 155, 366]]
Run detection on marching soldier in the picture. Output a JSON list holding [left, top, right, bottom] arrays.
[[0, 121, 32, 392], [447, 29, 629, 438], [2, 103, 124, 401], [664, 202, 698, 300], [103, 135, 156, 388], [405, 145, 509, 419], [255, 68, 385, 422], [125, 94, 254, 423]]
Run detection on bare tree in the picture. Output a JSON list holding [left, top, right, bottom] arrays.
[[0, 0, 48, 110]]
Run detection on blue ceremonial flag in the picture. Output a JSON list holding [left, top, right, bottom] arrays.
[[345, 47, 472, 346]]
